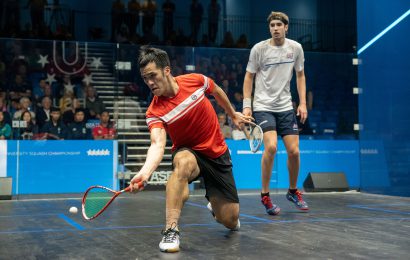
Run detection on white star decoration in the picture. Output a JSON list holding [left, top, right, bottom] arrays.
[[82, 73, 93, 85], [64, 83, 75, 93], [87, 149, 110, 156], [37, 54, 49, 68], [46, 73, 57, 85], [37, 51, 101, 87], [90, 57, 103, 70]]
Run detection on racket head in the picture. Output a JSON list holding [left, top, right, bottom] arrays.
[[81, 185, 119, 220], [249, 124, 263, 153]]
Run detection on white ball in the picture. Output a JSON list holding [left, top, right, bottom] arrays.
[[69, 206, 78, 214]]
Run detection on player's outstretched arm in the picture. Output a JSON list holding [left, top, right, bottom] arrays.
[[130, 127, 166, 191], [212, 85, 254, 128]]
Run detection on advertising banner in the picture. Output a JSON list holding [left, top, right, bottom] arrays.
[[6, 140, 117, 194]]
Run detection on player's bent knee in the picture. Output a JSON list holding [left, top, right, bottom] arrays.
[[170, 169, 190, 183], [174, 155, 197, 173], [221, 214, 239, 229], [216, 205, 239, 229]]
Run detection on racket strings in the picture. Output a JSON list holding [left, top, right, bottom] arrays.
[[84, 188, 115, 218], [250, 125, 263, 152]]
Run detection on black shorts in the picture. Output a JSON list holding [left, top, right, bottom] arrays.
[[172, 148, 239, 203], [254, 110, 299, 136]]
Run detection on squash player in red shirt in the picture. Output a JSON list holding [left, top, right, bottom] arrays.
[[129, 46, 253, 253]]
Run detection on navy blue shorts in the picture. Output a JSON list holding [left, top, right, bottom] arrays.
[[254, 110, 299, 136]]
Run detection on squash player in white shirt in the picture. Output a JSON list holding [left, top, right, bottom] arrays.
[[242, 11, 309, 215]]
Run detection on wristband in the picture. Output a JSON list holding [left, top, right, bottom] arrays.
[[243, 98, 252, 109]]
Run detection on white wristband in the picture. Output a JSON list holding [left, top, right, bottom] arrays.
[[243, 98, 252, 109]]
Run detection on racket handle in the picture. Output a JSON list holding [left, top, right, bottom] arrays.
[[125, 181, 147, 192]]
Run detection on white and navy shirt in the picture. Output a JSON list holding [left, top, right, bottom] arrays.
[[246, 38, 304, 112]]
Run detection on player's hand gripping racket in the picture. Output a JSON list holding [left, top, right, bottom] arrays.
[[242, 123, 264, 153], [82, 181, 146, 220]]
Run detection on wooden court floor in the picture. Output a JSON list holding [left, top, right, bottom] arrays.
[[0, 190, 409, 259]]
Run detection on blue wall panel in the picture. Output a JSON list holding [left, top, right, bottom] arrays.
[[5, 140, 117, 195], [227, 140, 360, 190], [357, 1, 410, 196]]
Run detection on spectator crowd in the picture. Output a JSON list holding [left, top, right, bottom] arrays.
[[0, 39, 115, 141]]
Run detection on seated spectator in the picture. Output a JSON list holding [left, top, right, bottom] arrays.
[[8, 98, 20, 118], [32, 78, 48, 104], [39, 83, 57, 107], [85, 85, 106, 119], [40, 107, 68, 140], [13, 110, 39, 140], [8, 74, 32, 100], [0, 57, 6, 100], [217, 112, 232, 139], [13, 97, 35, 121], [0, 111, 12, 140], [236, 34, 249, 49], [92, 111, 116, 140], [232, 92, 243, 112], [232, 125, 247, 140], [76, 82, 88, 101], [57, 74, 80, 99], [62, 98, 86, 125], [0, 98, 11, 125], [59, 87, 75, 113], [0, 82, 6, 101], [220, 31, 235, 48], [67, 109, 91, 140], [36, 96, 52, 129]]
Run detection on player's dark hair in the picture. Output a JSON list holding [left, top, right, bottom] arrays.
[[138, 46, 170, 70], [101, 110, 113, 128]]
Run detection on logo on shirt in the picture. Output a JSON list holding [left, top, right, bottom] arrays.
[[191, 94, 198, 100], [287, 53, 294, 59]]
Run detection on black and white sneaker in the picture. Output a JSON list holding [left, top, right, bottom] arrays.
[[159, 226, 180, 253]]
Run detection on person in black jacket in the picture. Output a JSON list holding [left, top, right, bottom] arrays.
[[41, 107, 68, 140], [67, 108, 91, 139], [36, 96, 52, 129]]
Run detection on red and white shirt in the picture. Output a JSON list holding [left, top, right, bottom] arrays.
[[146, 73, 227, 158], [92, 124, 116, 139]]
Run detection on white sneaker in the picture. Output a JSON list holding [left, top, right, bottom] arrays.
[[207, 202, 240, 231], [231, 219, 240, 231], [207, 202, 216, 219], [159, 228, 180, 253]]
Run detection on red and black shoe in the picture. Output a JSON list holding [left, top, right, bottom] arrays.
[[261, 195, 281, 215], [286, 190, 309, 211]]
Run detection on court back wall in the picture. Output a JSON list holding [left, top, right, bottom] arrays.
[[357, 1, 410, 196]]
